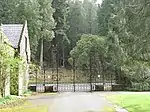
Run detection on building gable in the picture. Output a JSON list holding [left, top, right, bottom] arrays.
[[1, 24, 24, 48]]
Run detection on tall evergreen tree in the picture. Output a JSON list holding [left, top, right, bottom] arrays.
[[97, 0, 115, 36], [37, 0, 55, 69], [67, 0, 85, 48], [0, 0, 18, 23], [83, 0, 98, 34], [52, 0, 69, 67]]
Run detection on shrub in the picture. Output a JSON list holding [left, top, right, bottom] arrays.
[[10, 64, 19, 95], [0, 96, 25, 109], [0, 42, 15, 96], [126, 82, 150, 91]]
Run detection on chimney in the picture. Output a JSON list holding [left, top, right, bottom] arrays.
[[24, 20, 27, 26]]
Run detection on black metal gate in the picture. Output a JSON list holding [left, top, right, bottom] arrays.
[[29, 46, 116, 93]]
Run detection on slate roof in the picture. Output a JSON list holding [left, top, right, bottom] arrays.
[[1, 24, 24, 48]]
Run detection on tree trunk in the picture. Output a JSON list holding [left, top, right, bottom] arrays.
[[40, 39, 44, 69], [89, 3, 92, 34]]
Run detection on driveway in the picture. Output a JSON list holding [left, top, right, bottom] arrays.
[[28, 92, 115, 112]]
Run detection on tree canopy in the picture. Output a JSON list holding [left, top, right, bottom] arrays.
[[1, 0, 150, 91]]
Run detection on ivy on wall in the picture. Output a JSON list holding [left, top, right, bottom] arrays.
[[0, 32, 14, 96], [0, 32, 25, 96]]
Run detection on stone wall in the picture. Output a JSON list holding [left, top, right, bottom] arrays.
[[18, 21, 31, 95]]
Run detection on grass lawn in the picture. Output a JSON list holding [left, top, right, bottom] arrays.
[[0, 95, 49, 112], [0, 103, 48, 112], [107, 94, 150, 112]]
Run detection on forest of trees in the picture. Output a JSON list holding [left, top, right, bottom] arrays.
[[1, 0, 150, 91]]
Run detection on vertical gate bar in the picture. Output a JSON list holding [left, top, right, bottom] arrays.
[[90, 52, 92, 92], [111, 72, 112, 91], [36, 70, 37, 92], [102, 65, 105, 89], [52, 44, 54, 74], [94, 53, 96, 91], [103, 73, 104, 91], [44, 67, 46, 92], [73, 58, 75, 92], [56, 45, 59, 92]]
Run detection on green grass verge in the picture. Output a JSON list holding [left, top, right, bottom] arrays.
[[0, 105, 48, 112], [0, 96, 25, 107], [0, 95, 49, 112], [107, 94, 150, 112], [0, 96, 16, 105]]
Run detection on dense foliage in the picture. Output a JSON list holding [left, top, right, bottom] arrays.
[[69, 0, 150, 90], [0, 44, 13, 96], [0, 32, 25, 96], [96, 0, 150, 90], [1, 0, 150, 91]]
